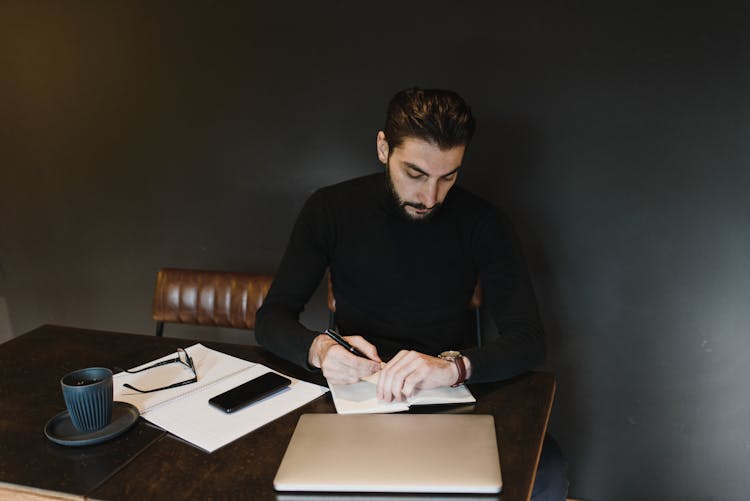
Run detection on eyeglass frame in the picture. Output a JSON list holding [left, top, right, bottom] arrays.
[[116, 348, 198, 394]]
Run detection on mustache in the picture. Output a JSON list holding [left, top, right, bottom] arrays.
[[402, 202, 439, 211]]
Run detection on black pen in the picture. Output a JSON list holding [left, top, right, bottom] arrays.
[[324, 328, 368, 358]]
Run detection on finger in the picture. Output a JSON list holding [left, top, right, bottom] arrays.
[[383, 349, 409, 368], [339, 348, 381, 378], [388, 368, 407, 402], [376, 359, 398, 402], [401, 364, 428, 397], [327, 369, 361, 385], [401, 374, 418, 398], [322, 361, 362, 385], [377, 350, 409, 401], [345, 336, 383, 363], [387, 355, 424, 401], [379, 351, 418, 401], [377, 349, 409, 394], [398, 356, 429, 397], [324, 345, 379, 382]]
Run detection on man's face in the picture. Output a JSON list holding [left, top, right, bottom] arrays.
[[377, 131, 466, 221]]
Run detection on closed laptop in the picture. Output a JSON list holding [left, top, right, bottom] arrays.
[[274, 413, 502, 494]]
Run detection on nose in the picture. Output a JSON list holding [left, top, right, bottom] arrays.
[[420, 181, 439, 208]]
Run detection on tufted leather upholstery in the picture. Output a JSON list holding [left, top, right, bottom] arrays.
[[152, 268, 274, 335]]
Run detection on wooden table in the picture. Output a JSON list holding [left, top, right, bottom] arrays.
[[0, 325, 555, 501]]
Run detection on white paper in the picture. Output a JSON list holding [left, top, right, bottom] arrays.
[[113, 344, 255, 413], [113, 344, 329, 452]]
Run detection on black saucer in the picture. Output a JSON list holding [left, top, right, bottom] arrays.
[[45, 401, 140, 446]]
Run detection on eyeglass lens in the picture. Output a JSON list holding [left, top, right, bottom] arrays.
[[120, 348, 198, 393]]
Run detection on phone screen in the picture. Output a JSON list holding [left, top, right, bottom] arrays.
[[208, 372, 292, 413]]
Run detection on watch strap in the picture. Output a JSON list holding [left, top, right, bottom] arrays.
[[451, 356, 467, 387]]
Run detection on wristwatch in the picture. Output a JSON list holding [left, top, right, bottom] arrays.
[[438, 350, 467, 387]]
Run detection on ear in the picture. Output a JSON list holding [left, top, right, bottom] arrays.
[[376, 131, 389, 164]]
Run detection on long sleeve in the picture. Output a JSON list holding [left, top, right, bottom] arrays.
[[255, 190, 332, 368], [256, 174, 545, 383], [461, 210, 545, 383]]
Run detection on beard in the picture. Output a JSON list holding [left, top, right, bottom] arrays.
[[385, 164, 444, 222]]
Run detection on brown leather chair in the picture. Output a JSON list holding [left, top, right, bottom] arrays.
[[152, 268, 274, 337], [326, 274, 484, 347]]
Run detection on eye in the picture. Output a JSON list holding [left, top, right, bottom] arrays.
[[406, 170, 424, 180], [442, 173, 457, 182]]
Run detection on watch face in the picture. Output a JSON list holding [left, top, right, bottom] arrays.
[[440, 350, 461, 360]]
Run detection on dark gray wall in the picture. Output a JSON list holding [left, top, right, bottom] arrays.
[[2, 3, 749, 500]]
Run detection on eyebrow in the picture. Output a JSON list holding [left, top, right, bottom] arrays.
[[404, 162, 460, 178]]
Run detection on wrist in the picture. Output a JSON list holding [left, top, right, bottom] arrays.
[[308, 334, 332, 368], [438, 351, 470, 387]]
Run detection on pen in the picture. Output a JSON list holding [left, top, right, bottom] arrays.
[[324, 328, 368, 358]]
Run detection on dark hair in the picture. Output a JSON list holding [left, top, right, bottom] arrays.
[[383, 87, 475, 151]]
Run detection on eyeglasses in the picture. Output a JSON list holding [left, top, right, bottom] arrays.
[[116, 348, 198, 393]]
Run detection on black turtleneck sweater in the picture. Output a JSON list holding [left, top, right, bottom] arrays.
[[255, 173, 544, 383]]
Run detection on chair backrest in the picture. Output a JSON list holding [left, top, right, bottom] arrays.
[[152, 268, 274, 336], [326, 274, 484, 346]]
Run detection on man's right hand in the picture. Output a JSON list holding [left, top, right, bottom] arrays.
[[308, 334, 382, 384]]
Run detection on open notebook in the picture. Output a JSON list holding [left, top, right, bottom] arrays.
[[113, 344, 328, 452], [329, 371, 475, 414]]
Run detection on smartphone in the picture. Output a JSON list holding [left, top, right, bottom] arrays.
[[209, 372, 292, 413]]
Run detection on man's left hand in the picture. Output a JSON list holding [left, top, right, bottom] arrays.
[[376, 350, 471, 402]]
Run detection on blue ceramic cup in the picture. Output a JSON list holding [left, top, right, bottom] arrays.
[[61, 367, 113, 432]]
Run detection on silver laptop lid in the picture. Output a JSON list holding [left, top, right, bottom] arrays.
[[274, 414, 502, 494]]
